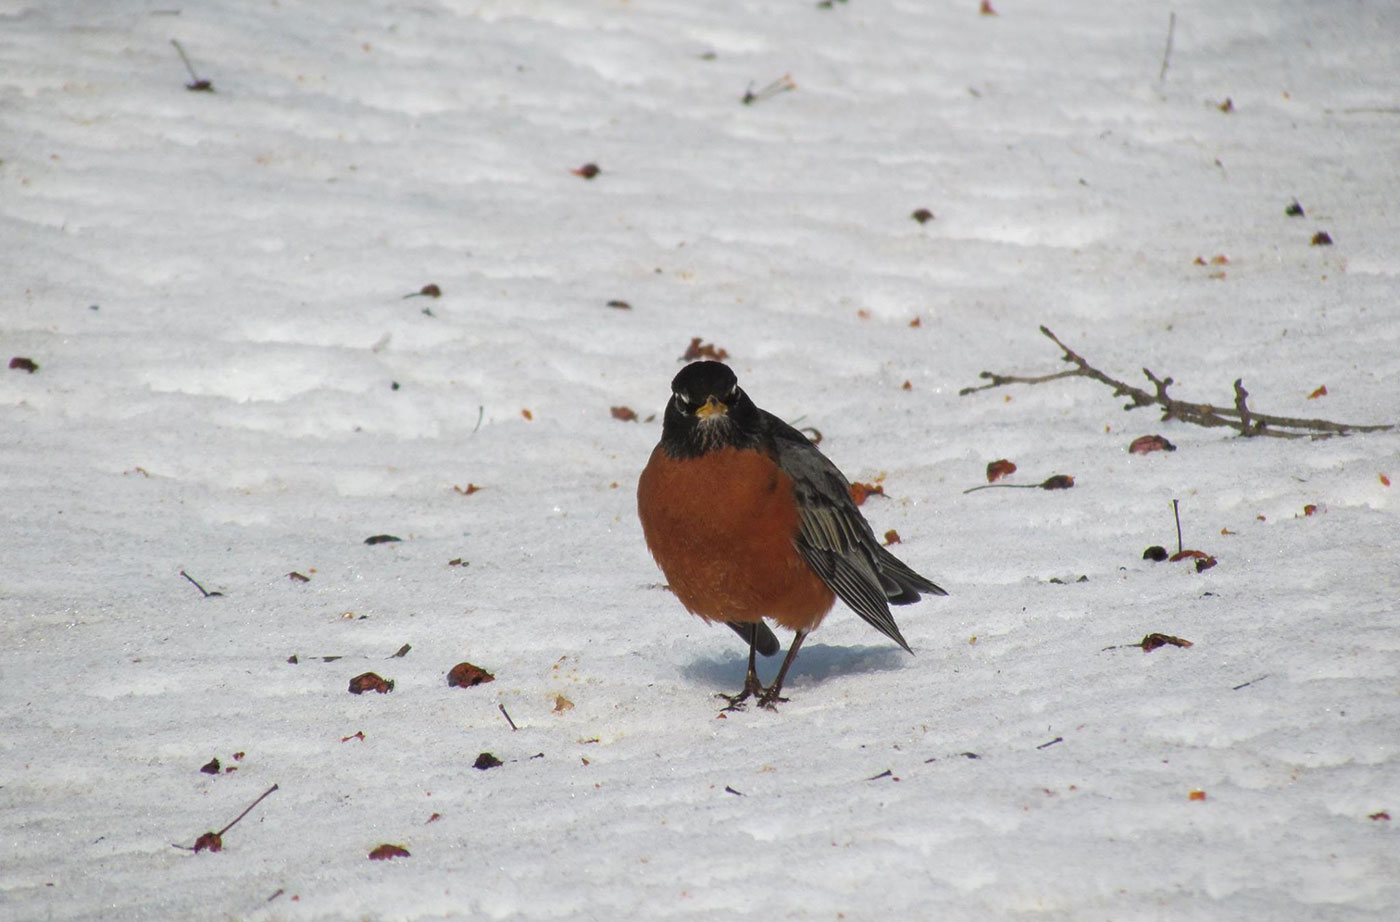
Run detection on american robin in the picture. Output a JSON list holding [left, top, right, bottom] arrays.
[[637, 360, 946, 709]]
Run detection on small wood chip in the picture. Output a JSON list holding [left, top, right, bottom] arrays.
[[368, 844, 411, 860], [1140, 633, 1193, 652], [348, 672, 394, 694], [447, 662, 495, 688]]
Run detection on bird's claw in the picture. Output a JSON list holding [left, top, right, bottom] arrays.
[[757, 690, 788, 711], [715, 690, 752, 711]]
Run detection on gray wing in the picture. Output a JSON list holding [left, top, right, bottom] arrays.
[[767, 412, 946, 653]]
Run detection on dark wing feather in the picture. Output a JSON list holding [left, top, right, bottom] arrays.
[[765, 411, 945, 653]]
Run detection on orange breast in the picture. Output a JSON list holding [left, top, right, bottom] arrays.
[[637, 445, 836, 633]]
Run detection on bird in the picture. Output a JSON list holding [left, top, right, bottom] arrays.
[[636, 360, 946, 710]]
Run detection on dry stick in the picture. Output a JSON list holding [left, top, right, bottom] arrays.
[[963, 482, 1042, 494], [498, 703, 518, 731], [1172, 499, 1184, 556], [742, 74, 795, 105], [1158, 12, 1177, 84], [217, 784, 279, 837], [1233, 379, 1259, 436], [959, 325, 1394, 440], [169, 39, 213, 91], [180, 570, 223, 597], [173, 784, 279, 851]]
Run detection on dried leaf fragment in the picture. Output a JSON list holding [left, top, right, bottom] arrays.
[[910, 207, 935, 224], [610, 406, 638, 422], [1307, 385, 1327, 399], [363, 534, 401, 545], [849, 482, 885, 505], [883, 529, 901, 545], [1169, 549, 1217, 570], [193, 831, 223, 853], [9, 357, 38, 373], [453, 483, 481, 495], [473, 752, 503, 771], [606, 299, 632, 310], [1303, 504, 1318, 516], [447, 662, 495, 688], [368, 844, 411, 860], [553, 695, 575, 713], [986, 459, 1017, 482], [571, 163, 600, 179], [1129, 435, 1176, 454], [521, 408, 534, 420], [1039, 474, 1075, 490], [1311, 230, 1333, 246], [1285, 199, 1305, 217], [1143, 545, 1169, 562], [1189, 789, 1207, 802], [1140, 633, 1193, 652], [681, 337, 729, 362], [288, 571, 310, 582], [979, 0, 997, 14], [200, 757, 221, 775], [348, 672, 394, 695]]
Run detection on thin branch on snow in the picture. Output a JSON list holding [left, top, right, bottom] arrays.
[[1158, 12, 1177, 84], [959, 325, 1395, 439]]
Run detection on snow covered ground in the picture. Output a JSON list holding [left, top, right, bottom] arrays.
[[3, 1, 1398, 919]]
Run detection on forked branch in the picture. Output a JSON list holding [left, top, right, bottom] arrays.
[[960, 326, 1393, 439]]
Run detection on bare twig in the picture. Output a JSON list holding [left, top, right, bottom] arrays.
[[216, 784, 279, 837], [1158, 12, 1177, 84], [742, 74, 795, 105], [173, 784, 278, 852], [963, 474, 1075, 495], [180, 570, 223, 598], [959, 326, 1394, 439], [1172, 499, 1183, 556], [170, 39, 214, 92]]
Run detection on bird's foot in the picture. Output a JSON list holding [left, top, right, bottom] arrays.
[[757, 687, 788, 711], [716, 691, 751, 711], [717, 671, 765, 711]]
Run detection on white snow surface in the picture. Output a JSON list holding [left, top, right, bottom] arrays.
[[3, 1, 1398, 919]]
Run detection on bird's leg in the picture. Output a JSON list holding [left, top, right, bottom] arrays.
[[717, 627, 764, 711], [758, 630, 808, 710]]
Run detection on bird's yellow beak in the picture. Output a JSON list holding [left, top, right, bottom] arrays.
[[695, 396, 727, 419]]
